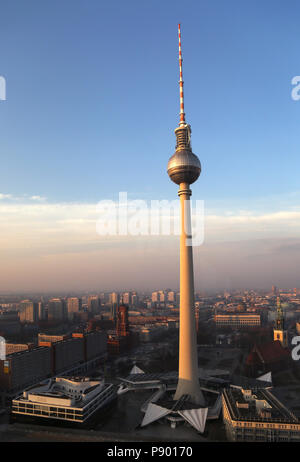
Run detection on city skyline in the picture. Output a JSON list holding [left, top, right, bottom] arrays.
[[1, 0, 300, 291]]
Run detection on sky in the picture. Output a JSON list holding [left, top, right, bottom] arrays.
[[1, 0, 300, 292]]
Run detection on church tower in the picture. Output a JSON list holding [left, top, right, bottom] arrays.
[[273, 296, 288, 348]]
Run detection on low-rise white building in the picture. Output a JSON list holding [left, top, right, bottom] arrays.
[[12, 376, 117, 426]]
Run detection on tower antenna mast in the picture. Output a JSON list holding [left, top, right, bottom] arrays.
[[178, 24, 186, 127]]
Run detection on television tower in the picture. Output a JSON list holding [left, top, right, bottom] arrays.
[[167, 24, 205, 405]]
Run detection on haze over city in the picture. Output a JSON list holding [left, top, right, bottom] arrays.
[[1, 0, 300, 291]]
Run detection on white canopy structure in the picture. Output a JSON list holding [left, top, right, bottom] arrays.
[[257, 372, 272, 383], [207, 394, 222, 420], [141, 403, 171, 427], [130, 365, 145, 375], [178, 407, 208, 434], [141, 401, 209, 434]]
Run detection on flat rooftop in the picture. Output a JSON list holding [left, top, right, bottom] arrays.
[[223, 387, 298, 423], [120, 371, 178, 384], [119, 371, 271, 390]]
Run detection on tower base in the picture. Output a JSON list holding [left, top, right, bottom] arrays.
[[174, 378, 206, 406]]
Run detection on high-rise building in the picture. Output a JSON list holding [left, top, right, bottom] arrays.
[[48, 298, 67, 321], [116, 304, 130, 337], [167, 291, 176, 303], [109, 292, 119, 305], [100, 292, 108, 303], [122, 292, 131, 307], [38, 301, 46, 321], [72, 331, 107, 362], [131, 292, 138, 308], [158, 290, 166, 304], [167, 24, 204, 406], [151, 292, 159, 303], [67, 297, 82, 320], [151, 291, 167, 306], [109, 292, 119, 320], [18, 300, 38, 324], [107, 304, 131, 355], [0, 311, 21, 335], [87, 296, 101, 314], [0, 346, 52, 395]]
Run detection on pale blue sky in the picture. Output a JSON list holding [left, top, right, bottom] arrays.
[[1, 0, 300, 291], [0, 0, 300, 206]]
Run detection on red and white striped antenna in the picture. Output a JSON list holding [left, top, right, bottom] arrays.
[[178, 23, 186, 127]]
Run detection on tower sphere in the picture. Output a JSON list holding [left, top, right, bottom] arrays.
[[167, 149, 201, 185]]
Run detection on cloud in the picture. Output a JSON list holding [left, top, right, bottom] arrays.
[[0, 195, 300, 291], [203, 210, 300, 242], [30, 195, 47, 202], [0, 193, 47, 202], [0, 193, 12, 200], [1, 200, 300, 255]]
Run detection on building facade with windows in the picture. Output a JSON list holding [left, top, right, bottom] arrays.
[[19, 300, 39, 324], [222, 387, 300, 442], [215, 313, 261, 328], [11, 376, 116, 426]]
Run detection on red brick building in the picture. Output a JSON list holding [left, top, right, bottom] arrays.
[[245, 340, 291, 377]]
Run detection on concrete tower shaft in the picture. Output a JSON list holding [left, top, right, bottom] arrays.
[[173, 183, 205, 405]]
